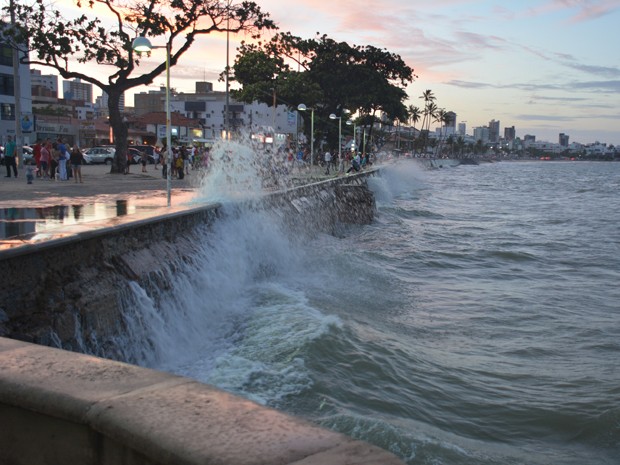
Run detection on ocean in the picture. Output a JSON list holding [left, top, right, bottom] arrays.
[[118, 156, 620, 465]]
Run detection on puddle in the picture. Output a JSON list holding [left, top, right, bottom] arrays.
[[0, 200, 160, 241]]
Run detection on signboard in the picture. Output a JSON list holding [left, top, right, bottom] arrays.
[[21, 113, 34, 133]]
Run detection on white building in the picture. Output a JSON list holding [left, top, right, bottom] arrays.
[[0, 35, 33, 145]]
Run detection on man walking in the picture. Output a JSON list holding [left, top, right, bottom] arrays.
[[3, 136, 17, 178]]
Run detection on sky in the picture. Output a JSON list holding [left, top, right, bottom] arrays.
[[47, 0, 620, 145]]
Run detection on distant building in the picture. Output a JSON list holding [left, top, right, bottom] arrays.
[[473, 126, 490, 143], [488, 119, 500, 143], [559, 133, 569, 147], [63, 78, 93, 104], [524, 134, 536, 143], [504, 126, 516, 141], [134, 81, 296, 144], [457, 122, 467, 136], [30, 69, 58, 96]]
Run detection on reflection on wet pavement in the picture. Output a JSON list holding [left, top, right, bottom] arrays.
[[0, 191, 202, 250]]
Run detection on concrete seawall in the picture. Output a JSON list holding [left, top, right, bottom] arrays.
[[0, 169, 405, 464]]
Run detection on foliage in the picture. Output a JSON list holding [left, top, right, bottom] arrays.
[[1, 0, 275, 172], [229, 31, 416, 153]]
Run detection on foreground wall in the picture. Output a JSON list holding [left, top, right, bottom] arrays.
[[0, 337, 404, 465]]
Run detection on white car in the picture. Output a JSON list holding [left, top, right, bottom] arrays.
[[83, 146, 116, 164]]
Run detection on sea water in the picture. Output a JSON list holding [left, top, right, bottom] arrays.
[[119, 155, 620, 465]]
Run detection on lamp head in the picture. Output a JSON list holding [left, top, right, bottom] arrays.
[[346, 120, 353, 126], [297, 104, 307, 112], [132, 36, 153, 54], [329, 113, 337, 120]]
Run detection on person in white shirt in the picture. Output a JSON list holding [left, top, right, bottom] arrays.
[[324, 150, 332, 175]]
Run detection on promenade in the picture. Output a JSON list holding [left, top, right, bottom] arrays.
[[0, 163, 192, 208]]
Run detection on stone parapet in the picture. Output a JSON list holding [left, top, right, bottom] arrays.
[[0, 337, 404, 465]]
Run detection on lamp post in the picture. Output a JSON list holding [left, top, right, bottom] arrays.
[[297, 104, 314, 166], [346, 119, 356, 154], [329, 113, 342, 164], [132, 37, 172, 207]]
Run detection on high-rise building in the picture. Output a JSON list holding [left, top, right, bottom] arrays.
[[504, 126, 516, 141], [458, 122, 467, 136], [63, 78, 93, 104], [559, 133, 569, 147], [30, 69, 58, 96], [488, 119, 500, 143]]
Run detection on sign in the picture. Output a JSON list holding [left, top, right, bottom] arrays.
[[21, 113, 34, 133]]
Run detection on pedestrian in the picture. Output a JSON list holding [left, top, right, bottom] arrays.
[[324, 150, 332, 175], [56, 138, 68, 181], [70, 143, 84, 183], [140, 151, 148, 173], [3, 136, 18, 178], [40, 141, 51, 178], [33, 139, 42, 177], [50, 141, 59, 180]]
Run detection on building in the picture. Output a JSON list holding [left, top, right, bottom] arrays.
[[504, 126, 516, 141], [135, 81, 297, 144], [473, 126, 490, 143], [457, 122, 467, 136], [0, 35, 33, 145], [488, 119, 500, 143], [63, 78, 93, 104], [559, 133, 569, 147], [30, 69, 58, 96]]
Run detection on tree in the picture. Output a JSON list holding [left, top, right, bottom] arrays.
[[407, 105, 421, 153], [230, 32, 415, 152], [2, 0, 275, 173]]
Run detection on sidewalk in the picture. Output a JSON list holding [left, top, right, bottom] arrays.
[[0, 163, 192, 208]]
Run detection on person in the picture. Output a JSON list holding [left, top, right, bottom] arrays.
[[50, 141, 59, 180], [70, 143, 84, 183], [176, 149, 185, 179], [346, 152, 361, 173], [3, 135, 18, 178], [140, 151, 148, 173], [39, 141, 51, 179], [56, 138, 68, 181], [125, 151, 132, 174], [324, 150, 332, 175], [33, 139, 42, 177]]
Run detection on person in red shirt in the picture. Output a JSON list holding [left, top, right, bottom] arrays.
[[33, 139, 42, 177]]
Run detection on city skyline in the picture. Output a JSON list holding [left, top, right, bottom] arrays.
[[42, 1, 620, 145]]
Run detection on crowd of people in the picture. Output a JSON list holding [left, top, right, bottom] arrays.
[[1, 136, 85, 183]]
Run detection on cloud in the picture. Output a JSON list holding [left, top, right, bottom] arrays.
[[562, 63, 620, 79]]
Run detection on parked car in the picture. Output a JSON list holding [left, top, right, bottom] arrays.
[[83, 146, 116, 164], [22, 146, 35, 165], [128, 147, 144, 165]]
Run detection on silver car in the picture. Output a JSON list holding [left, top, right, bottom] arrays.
[[83, 146, 116, 164]]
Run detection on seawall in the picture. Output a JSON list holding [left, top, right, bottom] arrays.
[[0, 169, 405, 465]]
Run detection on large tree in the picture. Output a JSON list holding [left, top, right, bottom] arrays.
[[1, 0, 275, 173], [230, 32, 415, 154]]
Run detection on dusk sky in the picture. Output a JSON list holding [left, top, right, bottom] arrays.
[[54, 0, 620, 145]]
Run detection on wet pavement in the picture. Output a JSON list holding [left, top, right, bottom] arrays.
[[0, 163, 197, 249]]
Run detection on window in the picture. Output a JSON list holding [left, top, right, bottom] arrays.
[[0, 73, 14, 96], [0, 43, 12, 67], [1, 103, 15, 120]]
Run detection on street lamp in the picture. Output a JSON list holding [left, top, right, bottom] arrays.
[[132, 36, 172, 207], [346, 119, 356, 154], [330, 109, 349, 169], [329, 113, 342, 165], [297, 104, 314, 166]]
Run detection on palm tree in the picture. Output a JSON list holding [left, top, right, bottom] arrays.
[[408, 105, 421, 154], [423, 101, 438, 156]]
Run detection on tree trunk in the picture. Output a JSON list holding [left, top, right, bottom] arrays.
[[107, 88, 128, 174]]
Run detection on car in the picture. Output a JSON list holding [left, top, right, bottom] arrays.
[[128, 147, 144, 165], [83, 146, 116, 164], [22, 146, 35, 165]]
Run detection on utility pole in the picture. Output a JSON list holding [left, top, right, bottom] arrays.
[[10, 0, 23, 166]]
